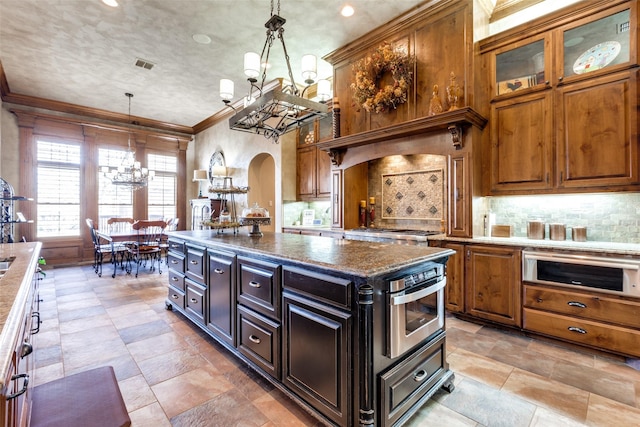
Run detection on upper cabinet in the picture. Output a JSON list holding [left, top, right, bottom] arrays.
[[481, 0, 639, 195], [296, 114, 333, 201]]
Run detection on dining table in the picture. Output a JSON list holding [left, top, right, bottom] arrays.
[[95, 229, 168, 277]]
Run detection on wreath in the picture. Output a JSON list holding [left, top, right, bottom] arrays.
[[350, 42, 415, 113]]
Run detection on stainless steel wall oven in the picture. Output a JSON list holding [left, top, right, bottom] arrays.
[[522, 250, 640, 297], [386, 262, 446, 359]]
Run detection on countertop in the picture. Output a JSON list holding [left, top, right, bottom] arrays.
[[168, 230, 454, 277], [0, 242, 42, 385], [429, 234, 640, 256]]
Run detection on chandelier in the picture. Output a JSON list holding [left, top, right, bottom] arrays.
[[102, 93, 154, 189], [219, 0, 329, 143]]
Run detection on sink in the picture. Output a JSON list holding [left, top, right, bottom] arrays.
[[0, 257, 15, 279]]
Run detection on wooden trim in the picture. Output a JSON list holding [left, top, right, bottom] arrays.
[[490, 0, 545, 23]]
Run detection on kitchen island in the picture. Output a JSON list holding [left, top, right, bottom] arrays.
[[0, 242, 42, 427], [165, 230, 455, 427]]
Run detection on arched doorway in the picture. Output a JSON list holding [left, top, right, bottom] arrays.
[[247, 153, 276, 232]]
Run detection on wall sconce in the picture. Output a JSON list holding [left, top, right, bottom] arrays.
[[193, 169, 208, 197]]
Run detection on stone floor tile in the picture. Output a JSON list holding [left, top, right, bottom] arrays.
[[586, 393, 640, 426], [528, 406, 588, 427], [58, 312, 114, 335], [137, 347, 210, 386], [488, 340, 557, 378], [404, 398, 478, 426], [438, 377, 536, 427], [502, 368, 589, 422], [151, 367, 235, 419], [128, 402, 172, 427], [118, 318, 173, 344], [118, 373, 158, 413], [126, 331, 187, 362], [447, 347, 514, 389], [550, 360, 637, 406], [447, 327, 499, 356], [526, 339, 596, 368]]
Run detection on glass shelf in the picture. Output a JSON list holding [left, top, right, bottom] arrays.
[[562, 9, 630, 78], [495, 39, 545, 96]]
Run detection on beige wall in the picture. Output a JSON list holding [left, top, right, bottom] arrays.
[[0, 106, 20, 189], [190, 117, 285, 231]]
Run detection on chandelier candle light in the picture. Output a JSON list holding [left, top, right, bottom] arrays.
[[102, 93, 154, 189], [219, 0, 328, 143]]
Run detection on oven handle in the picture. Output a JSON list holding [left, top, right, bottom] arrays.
[[524, 253, 640, 271], [390, 278, 446, 306]]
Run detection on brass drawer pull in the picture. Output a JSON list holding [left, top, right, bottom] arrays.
[[568, 326, 587, 334], [249, 335, 261, 344], [413, 370, 428, 382], [567, 301, 587, 309], [249, 281, 261, 288]]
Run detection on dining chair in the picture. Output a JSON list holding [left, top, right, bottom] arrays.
[[126, 220, 167, 277], [106, 217, 134, 270], [86, 218, 111, 277]]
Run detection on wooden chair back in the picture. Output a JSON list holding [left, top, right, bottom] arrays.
[[131, 220, 167, 250], [107, 217, 134, 232]]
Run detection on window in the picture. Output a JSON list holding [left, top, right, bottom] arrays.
[[36, 140, 81, 237], [98, 148, 133, 230], [147, 153, 177, 221]]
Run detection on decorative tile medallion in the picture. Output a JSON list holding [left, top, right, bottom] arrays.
[[382, 169, 443, 220]]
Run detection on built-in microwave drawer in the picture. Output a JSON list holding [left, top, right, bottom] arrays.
[[524, 285, 640, 329], [237, 305, 280, 380], [523, 308, 640, 358], [237, 257, 280, 319], [379, 331, 446, 427]]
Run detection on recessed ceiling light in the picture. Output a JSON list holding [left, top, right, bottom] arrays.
[[192, 34, 212, 44], [101, 0, 118, 7], [341, 4, 354, 17]]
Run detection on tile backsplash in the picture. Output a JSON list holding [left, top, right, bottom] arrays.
[[482, 193, 640, 243]]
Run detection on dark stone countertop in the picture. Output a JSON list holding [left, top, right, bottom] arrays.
[[168, 230, 454, 277]]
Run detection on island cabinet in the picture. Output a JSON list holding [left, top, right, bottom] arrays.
[[465, 245, 522, 327], [207, 249, 236, 348], [184, 243, 207, 325], [164, 232, 456, 427], [236, 256, 281, 380], [282, 266, 352, 427], [523, 284, 640, 357], [166, 238, 186, 311], [480, 0, 639, 195]]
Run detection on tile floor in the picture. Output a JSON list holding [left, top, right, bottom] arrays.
[[32, 265, 640, 427]]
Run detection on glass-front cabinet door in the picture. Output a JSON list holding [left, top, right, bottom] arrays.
[[493, 35, 550, 98], [557, 4, 634, 82]]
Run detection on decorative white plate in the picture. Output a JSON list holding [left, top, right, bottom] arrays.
[[573, 41, 621, 74]]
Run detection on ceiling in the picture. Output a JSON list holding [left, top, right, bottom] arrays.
[[0, 0, 429, 131]]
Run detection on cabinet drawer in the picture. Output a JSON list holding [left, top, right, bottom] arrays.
[[185, 244, 206, 282], [185, 279, 206, 324], [524, 285, 640, 329], [167, 238, 185, 255], [167, 252, 185, 274], [237, 305, 280, 380], [167, 270, 185, 291], [379, 332, 446, 426], [237, 257, 280, 318], [167, 285, 185, 311], [523, 308, 640, 357], [283, 266, 352, 309]]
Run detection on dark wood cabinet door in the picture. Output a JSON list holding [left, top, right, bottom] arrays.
[[465, 245, 521, 326], [490, 91, 554, 193], [556, 70, 638, 189], [207, 250, 236, 347], [282, 291, 351, 427], [296, 146, 316, 198]]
